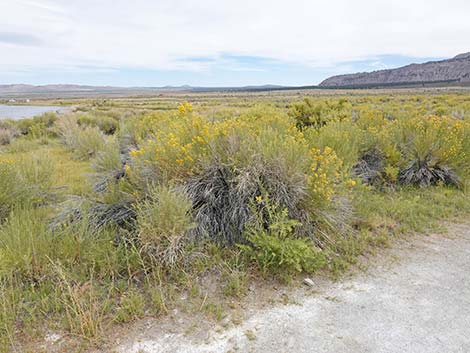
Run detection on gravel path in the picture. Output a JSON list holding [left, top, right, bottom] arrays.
[[117, 222, 470, 353]]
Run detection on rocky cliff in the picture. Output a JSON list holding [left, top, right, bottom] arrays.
[[319, 53, 470, 88]]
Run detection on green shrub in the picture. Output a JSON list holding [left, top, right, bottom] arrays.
[[91, 139, 122, 174], [305, 120, 362, 171], [55, 115, 81, 147], [90, 138, 124, 193], [56, 115, 109, 159], [0, 206, 138, 284], [53, 214, 138, 278], [15, 118, 34, 135], [77, 114, 119, 135], [288, 98, 350, 130], [34, 112, 58, 127], [136, 185, 195, 266], [126, 105, 350, 245], [3, 139, 40, 153], [354, 113, 469, 188], [74, 127, 109, 160], [96, 116, 119, 135], [14, 112, 58, 138], [393, 115, 466, 170], [240, 200, 325, 277], [0, 121, 20, 145]]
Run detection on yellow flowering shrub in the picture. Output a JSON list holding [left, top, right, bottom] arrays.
[[130, 111, 175, 143], [177, 101, 194, 115], [226, 111, 308, 170], [126, 104, 353, 225], [304, 120, 363, 170], [355, 110, 391, 149], [353, 111, 469, 186], [392, 115, 467, 169], [129, 105, 310, 183], [308, 147, 354, 206], [129, 114, 219, 181], [288, 98, 351, 130]]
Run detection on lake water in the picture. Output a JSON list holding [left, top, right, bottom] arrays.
[[0, 105, 65, 120]]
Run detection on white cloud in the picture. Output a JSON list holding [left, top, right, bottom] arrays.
[[1, 0, 470, 75]]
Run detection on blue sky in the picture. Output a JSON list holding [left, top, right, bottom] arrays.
[[1, 0, 469, 87]]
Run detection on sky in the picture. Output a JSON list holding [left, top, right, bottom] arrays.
[[1, 0, 470, 87]]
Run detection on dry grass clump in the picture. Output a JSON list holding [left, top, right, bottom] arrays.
[[0, 128, 16, 146], [50, 196, 136, 234], [0, 120, 22, 145], [183, 162, 304, 244], [183, 156, 314, 244], [398, 158, 461, 187], [50, 130, 138, 233], [352, 148, 386, 186]]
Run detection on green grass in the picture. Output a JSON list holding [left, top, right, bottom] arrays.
[[354, 183, 470, 233], [114, 290, 145, 323]]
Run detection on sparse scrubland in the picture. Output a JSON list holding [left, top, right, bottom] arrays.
[[0, 91, 469, 351]]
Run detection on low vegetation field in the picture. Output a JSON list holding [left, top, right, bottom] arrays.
[[1, 90, 469, 351]]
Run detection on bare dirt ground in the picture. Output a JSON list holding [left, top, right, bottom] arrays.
[[108, 221, 470, 353]]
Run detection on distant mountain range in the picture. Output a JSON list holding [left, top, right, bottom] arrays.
[[319, 52, 470, 88], [2, 53, 470, 98], [0, 84, 287, 99]]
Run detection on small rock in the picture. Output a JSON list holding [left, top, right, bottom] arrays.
[[44, 332, 62, 343], [303, 278, 315, 287]]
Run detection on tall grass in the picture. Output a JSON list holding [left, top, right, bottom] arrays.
[[0, 209, 54, 279], [0, 153, 55, 221]]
